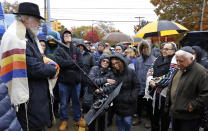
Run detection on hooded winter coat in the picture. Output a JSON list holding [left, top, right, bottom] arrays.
[[135, 41, 155, 95], [77, 42, 96, 86], [0, 79, 22, 131], [83, 54, 115, 111], [88, 54, 115, 93], [110, 54, 140, 117], [192, 46, 208, 69]]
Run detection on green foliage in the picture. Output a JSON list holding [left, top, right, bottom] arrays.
[[150, 0, 208, 31]]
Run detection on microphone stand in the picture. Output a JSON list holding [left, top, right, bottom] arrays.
[[47, 36, 100, 89]]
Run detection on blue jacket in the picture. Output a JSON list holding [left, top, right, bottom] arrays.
[[0, 79, 22, 131], [135, 55, 155, 95]]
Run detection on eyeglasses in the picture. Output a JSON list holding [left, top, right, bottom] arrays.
[[111, 61, 119, 66], [64, 33, 71, 37], [102, 59, 109, 63], [161, 48, 173, 51]]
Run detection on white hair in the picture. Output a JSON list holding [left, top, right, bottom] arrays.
[[16, 15, 40, 37], [175, 50, 195, 59], [15, 15, 30, 22]]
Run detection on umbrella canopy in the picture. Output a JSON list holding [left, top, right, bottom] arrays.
[[102, 32, 132, 42], [180, 31, 208, 52], [135, 20, 188, 38]]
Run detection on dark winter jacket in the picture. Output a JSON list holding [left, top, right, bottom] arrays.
[[153, 55, 174, 78], [166, 60, 208, 120], [0, 79, 22, 131], [135, 41, 155, 95], [83, 54, 115, 112], [88, 54, 115, 94], [191, 46, 208, 128], [77, 43, 95, 86], [45, 43, 59, 61], [192, 46, 208, 69], [17, 31, 57, 130], [55, 43, 83, 86], [110, 54, 140, 117]]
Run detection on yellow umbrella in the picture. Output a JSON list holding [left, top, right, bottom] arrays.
[[134, 20, 189, 38]]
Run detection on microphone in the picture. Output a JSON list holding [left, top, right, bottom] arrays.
[[46, 35, 69, 48]]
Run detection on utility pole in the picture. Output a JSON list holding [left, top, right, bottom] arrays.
[[47, 0, 51, 27], [44, 0, 46, 20], [200, 0, 206, 31], [135, 16, 144, 26], [92, 22, 93, 43]]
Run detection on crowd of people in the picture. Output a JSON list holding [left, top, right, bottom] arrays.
[[0, 2, 208, 131]]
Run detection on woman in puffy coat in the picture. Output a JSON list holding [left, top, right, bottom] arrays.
[[0, 79, 22, 131], [83, 54, 116, 131]]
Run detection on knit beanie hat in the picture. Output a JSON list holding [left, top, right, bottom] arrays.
[[180, 46, 194, 55]]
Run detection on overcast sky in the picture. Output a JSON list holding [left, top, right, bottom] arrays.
[[2, 0, 158, 36]]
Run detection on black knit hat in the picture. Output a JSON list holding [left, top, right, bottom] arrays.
[[14, 2, 44, 20], [63, 30, 72, 35], [181, 46, 194, 54]]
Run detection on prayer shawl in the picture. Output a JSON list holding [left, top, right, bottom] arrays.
[[0, 20, 59, 107]]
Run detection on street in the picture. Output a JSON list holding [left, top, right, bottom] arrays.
[[46, 106, 167, 131]]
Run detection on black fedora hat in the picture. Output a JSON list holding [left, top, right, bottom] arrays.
[[14, 2, 44, 20]]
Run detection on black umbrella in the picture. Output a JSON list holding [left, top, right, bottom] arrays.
[[180, 31, 208, 52]]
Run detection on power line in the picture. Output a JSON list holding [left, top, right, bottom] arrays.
[[55, 18, 151, 23], [40, 7, 155, 10], [55, 18, 208, 24]]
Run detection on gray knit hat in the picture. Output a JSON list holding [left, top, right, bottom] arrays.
[[180, 46, 194, 54]]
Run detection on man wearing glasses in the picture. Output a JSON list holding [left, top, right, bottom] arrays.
[[145, 42, 177, 131], [55, 30, 86, 130]]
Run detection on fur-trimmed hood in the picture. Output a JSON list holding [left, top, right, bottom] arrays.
[[139, 40, 151, 56]]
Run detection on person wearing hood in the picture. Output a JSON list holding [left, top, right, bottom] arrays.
[[38, 37, 47, 53], [192, 46, 208, 69], [45, 31, 60, 61], [45, 31, 61, 119], [77, 40, 96, 97], [83, 54, 116, 131], [55, 30, 85, 130], [192, 46, 208, 131], [133, 40, 156, 127], [115, 43, 131, 65], [94, 41, 106, 65], [110, 54, 140, 131]]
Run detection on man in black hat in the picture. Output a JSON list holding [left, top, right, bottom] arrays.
[[0, 2, 58, 131], [166, 46, 208, 131]]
